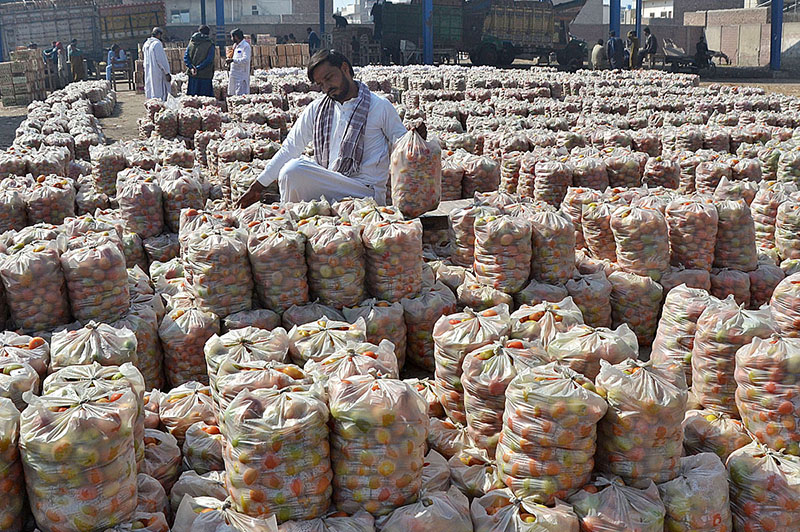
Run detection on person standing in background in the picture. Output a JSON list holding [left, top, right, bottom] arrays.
[[606, 31, 624, 70], [627, 30, 639, 69], [288, 33, 297, 43], [640, 27, 657, 68], [591, 39, 607, 70], [143, 27, 171, 100], [371, 0, 383, 41], [227, 28, 251, 96], [307, 27, 321, 53], [68, 39, 85, 82], [184, 25, 215, 97], [55, 42, 68, 87]]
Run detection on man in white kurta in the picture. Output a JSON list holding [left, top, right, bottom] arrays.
[[143, 27, 171, 101], [236, 50, 410, 207], [227, 29, 251, 96]]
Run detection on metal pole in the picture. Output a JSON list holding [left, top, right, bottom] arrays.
[[771, 0, 784, 70], [635, 0, 642, 38], [609, 0, 620, 41], [201, 0, 207, 25], [320, 0, 325, 37], [422, 0, 432, 64], [215, 0, 225, 57]]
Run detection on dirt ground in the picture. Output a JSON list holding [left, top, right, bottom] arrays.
[[0, 88, 145, 149], [0, 77, 799, 149]]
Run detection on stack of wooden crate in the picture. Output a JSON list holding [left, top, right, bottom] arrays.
[[0, 48, 46, 106], [270, 44, 309, 68], [254, 34, 277, 46]]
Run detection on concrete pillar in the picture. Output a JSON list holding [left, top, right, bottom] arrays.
[[635, 0, 642, 37], [609, 0, 621, 40], [771, 0, 783, 70], [423, 0, 432, 64]]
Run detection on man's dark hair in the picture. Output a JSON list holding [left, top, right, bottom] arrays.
[[307, 27, 313, 32], [151, 27, 163, 38], [609, 30, 615, 37], [231, 28, 244, 41], [198, 25, 210, 35], [644, 27, 651, 34], [112, 43, 120, 51], [597, 39, 603, 45], [307, 49, 354, 82]]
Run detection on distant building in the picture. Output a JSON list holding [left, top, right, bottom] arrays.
[[165, 0, 334, 30], [341, 0, 376, 24]]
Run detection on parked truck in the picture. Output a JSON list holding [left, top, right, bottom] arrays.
[[381, 0, 586, 67], [0, 0, 164, 63]]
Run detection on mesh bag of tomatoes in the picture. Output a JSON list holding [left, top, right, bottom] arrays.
[[608, 271, 663, 347], [160, 167, 206, 233], [581, 201, 617, 262], [114, 303, 165, 391], [496, 362, 608, 504], [0, 333, 49, 381], [457, 273, 513, 311], [0, 358, 38, 412], [565, 272, 612, 329], [26, 175, 76, 225], [401, 283, 457, 371], [448, 444, 503, 499], [60, 234, 130, 323], [470, 489, 580, 532], [568, 475, 666, 532], [288, 318, 367, 366], [546, 323, 638, 382], [561, 187, 602, 250], [172, 495, 279, 532], [650, 284, 714, 385], [305, 223, 367, 309], [137, 472, 169, 516], [141, 428, 182, 495], [735, 336, 800, 456], [184, 227, 254, 318], [343, 299, 407, 370], [770, 272, 800, 338], [0, 240, 71, 333], [204, 326, 290, 408], [691, 297, 776, 417], [183, 421, 224, 474], [221, 386, 332, 523], [390, 129, 442, 218], [682, 409, 752, 462], [215, 359, 313, 414], [461, 337, 548, 454], [19, 386, 139, 532], [727, 442, 800, 532], [530, 210, 575, 286], [710, 268, 752, 308], [328, 374, 428, 517], [103, 511, 171, 532], [248, 225, 309, 313], [509, 297, 584, 349], [448, 204, 501, 268], [433, 304, 511, 425], [0, 398, 22, 532], [656, 452, 732, 532], [305, 340, 399, 388], [116, 173, 164, 239], [665, 197, 718, 272], [159, 381, 217, 447], [362, 219, 424, 303], [379, 486, 472, 532], [159, 298, 220, 387], [749, 260, 784, 309], [49, 321, 138, 371], [168, 471, 227, 516], [610, 205, 670, 282], [43, 362, 145, 467], [278, 510, 375, 531], [595, 359, 688, 488], [714, 199, 759, 273], [473, 214, 532, 295]]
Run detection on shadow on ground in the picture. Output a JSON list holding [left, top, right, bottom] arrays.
[[0, 114, 27, 149]]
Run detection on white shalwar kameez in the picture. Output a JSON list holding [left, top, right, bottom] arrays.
[[256, 91, 407, 203], [142, 36, 171, 101], [227, 39, 251, 96]]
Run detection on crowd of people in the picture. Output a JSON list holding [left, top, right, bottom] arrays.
[[590, 26, 658, 70], [143, 25, 254, 102]]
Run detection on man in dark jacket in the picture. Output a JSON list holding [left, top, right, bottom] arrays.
[[184, 25, 215, 97], [606, 30, 625, 70]]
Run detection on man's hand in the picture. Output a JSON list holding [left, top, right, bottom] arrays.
[[236, 180, 266, 209], [166, 73, 172, 82], [190, 67, 197, 76], [226, 58, 233, 66]]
